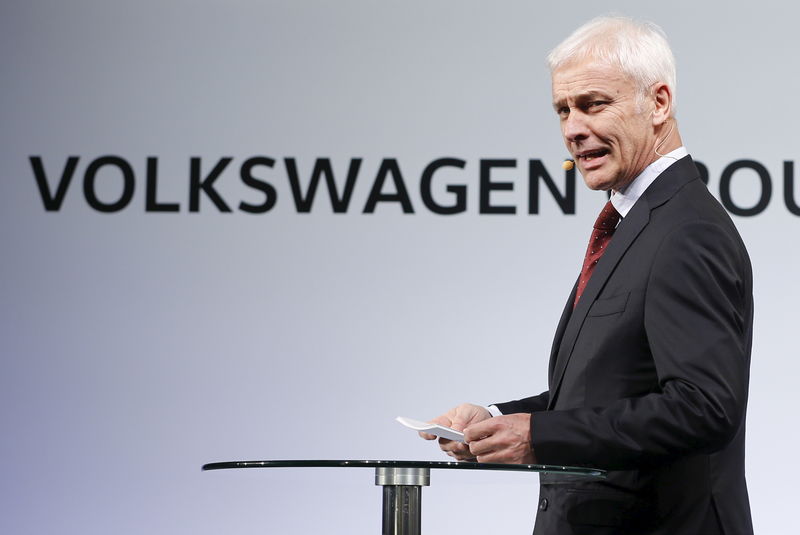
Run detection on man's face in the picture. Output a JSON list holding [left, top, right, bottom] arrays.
[[551, 58, 658, 192]]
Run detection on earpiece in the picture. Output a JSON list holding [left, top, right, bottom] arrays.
[[654, 118, 676, 159]]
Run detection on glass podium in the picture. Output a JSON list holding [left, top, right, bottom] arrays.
[[203, 460, 606, 535]]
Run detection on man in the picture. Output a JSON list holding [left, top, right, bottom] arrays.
[[421, 16, 753, 535]]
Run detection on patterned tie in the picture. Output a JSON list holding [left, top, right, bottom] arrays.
[[574, 201, 621, 307]]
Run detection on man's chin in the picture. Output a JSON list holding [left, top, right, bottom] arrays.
[[580, 172, 613, 192]]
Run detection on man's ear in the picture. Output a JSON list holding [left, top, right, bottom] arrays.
[[652, 82, 673, 126]]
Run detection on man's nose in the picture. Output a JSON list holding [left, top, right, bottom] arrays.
[[563, 112, 589, 142]]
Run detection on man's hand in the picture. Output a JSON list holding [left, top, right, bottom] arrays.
[[463, 413, 536, 464], [419, 403, 492, 461]]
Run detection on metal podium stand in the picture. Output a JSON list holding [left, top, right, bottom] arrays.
[[202, 460, 606, 535]]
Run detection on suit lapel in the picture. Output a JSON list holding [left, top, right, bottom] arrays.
[[547, 281, 578, 382], [545, 156, 700, 410], [546, 201, 650, 408]]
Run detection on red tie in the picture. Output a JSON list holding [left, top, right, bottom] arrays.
[[574, 201, 621, 307]]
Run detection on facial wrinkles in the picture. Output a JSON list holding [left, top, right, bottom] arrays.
[[553, 63, 658, 190]]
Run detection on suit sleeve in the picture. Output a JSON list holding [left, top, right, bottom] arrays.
[[530, 219, 752, 470], [493, 391, 550, 414]]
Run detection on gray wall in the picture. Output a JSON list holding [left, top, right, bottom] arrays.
[[1, 0, 796, 533]]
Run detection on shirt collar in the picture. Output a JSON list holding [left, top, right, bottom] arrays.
[[610, 146, 688, 218]]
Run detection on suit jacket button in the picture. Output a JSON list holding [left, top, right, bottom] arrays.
[[539, 497, 549, 511]]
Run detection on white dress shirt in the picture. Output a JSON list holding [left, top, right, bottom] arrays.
[[610, 146, 688, 217]]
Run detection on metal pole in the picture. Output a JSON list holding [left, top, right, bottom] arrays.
[[375, 467, 430, 535]]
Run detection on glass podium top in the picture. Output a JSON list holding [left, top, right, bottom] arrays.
[[202, 459, 606, 478]]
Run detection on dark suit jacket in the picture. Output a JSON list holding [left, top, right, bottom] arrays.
[[496, 156, 754, 535]]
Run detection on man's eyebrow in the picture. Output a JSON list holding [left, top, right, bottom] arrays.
[[578, 90, 612, 101], [552, 90, 613, 109]]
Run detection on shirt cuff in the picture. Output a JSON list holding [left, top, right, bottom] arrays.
[[487, 405, 503, 417]]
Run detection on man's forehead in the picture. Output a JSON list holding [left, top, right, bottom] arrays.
[[551, 60, 632, 100]]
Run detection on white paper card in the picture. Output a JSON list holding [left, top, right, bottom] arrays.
[[395, 416, 465, 442]]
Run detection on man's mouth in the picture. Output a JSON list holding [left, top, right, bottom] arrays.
[[577, 148, 610, 161]]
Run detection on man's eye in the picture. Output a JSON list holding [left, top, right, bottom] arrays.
[[589, 101, 607, 109], [557, 107, 570, 117]]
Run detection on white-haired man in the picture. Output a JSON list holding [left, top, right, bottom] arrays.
[[421, 16, 753, 535]]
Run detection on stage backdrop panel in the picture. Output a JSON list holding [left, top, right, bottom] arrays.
[[1, 1, 797, 533]]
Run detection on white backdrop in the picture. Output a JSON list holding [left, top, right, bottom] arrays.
[[2, 1, 798, 533]]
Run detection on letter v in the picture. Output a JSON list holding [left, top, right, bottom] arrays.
[[30, 156, 79, 211]]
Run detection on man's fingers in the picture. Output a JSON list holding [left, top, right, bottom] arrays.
[[448, 414, 472, 432], [438, 437, 466, 451], [450, 421, 467, 432], [444, 445, 476, 462], [475, 452, 503, 463], [467, 435, 498, 458], [463, 418, 498, 443], [465, 414, 535, 464], [419, 404, 494, 462], [438, 437, 473, 459], [429, 415, 453, 428]]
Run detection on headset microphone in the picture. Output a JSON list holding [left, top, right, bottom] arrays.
[[562, 159, 575, 171]]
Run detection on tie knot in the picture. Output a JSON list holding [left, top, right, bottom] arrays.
[[594, 200, 620, 230]]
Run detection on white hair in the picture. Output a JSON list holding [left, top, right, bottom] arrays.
[[547, 16, 677, 112]]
